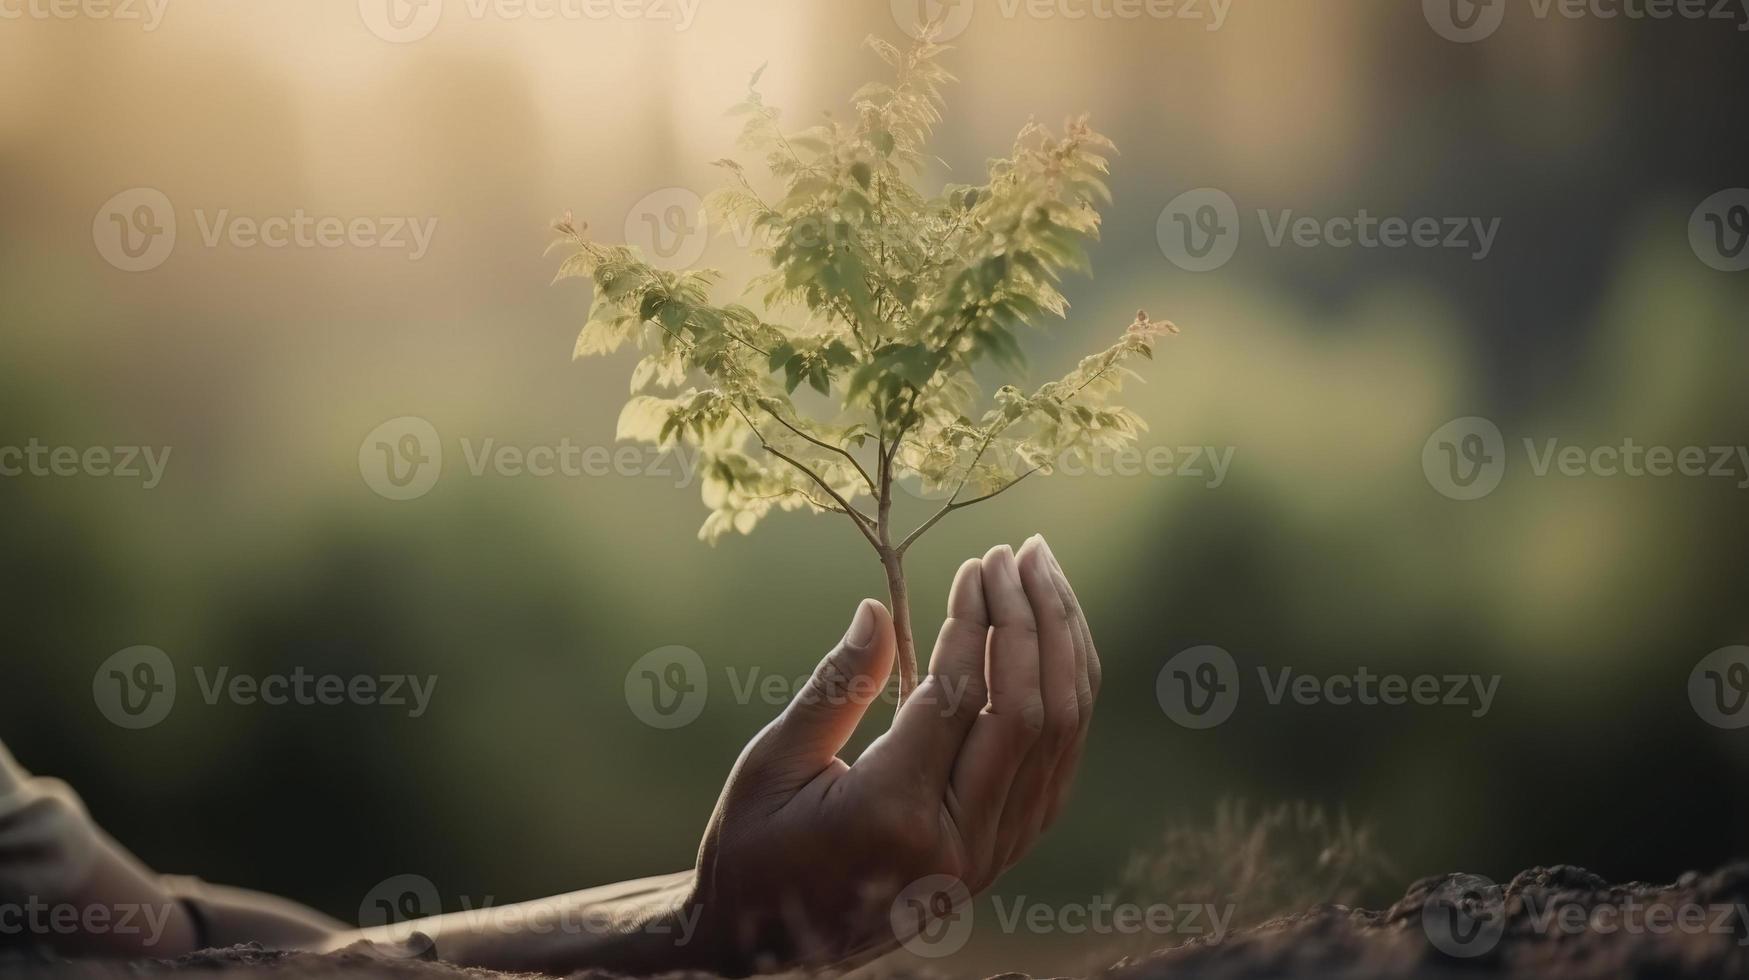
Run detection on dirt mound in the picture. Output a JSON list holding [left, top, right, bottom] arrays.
[[1111, 862, 1749, 980], [5, 864, 1746, 979]]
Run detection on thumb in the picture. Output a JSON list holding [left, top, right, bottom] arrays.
[[772, 599, 896, 766]]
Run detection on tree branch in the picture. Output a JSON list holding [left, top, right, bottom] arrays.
[[895, 465, 1041, 555], [743, 487, 852, 515], [877, 440, 895, 549], [732, 406, 883, 550], [758, 406, 877, 494]]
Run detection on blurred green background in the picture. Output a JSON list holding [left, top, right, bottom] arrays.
[[2, 1, 1746, 975]]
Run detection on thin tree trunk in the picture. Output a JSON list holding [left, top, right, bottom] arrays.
[[881, 549, 916, 707]]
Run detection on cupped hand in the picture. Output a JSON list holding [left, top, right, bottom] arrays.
[[686, 535, 1101, 974]]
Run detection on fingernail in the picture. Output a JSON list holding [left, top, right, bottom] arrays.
[[1038, 534, 1060, 568], [844, 599, 877, 647], [992, 544, 1021, 585]]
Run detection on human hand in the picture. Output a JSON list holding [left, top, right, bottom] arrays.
[[686, 535, 1101, 974]]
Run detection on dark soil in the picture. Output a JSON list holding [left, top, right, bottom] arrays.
[[1110, 863, 1749, 980], [6, 864, 1746, 980]]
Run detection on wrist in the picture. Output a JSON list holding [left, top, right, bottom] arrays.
[[682, 868, 795, 977]]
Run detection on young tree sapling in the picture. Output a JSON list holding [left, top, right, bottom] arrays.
[[553, 33, 1175, 703]]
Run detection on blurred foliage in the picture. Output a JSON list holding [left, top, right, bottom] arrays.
[[556, 35, 1169, 553], [1118, 800, 1396, 927], [1, 7, 1747, 978]]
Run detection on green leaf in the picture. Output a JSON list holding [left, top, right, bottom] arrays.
[[553, 37, 1167, 559], [823, 340, 858, 368]]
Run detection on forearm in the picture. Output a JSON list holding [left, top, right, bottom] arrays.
[[162, 877, 345, 951], [1, 743, 344, 958], [323, 870, 722, 976], [0, 744, 197, 957]]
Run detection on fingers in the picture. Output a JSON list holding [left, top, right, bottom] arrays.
[[947, 544, 1043, 882], [1040, 540, 1097, 831], [767, 599, 896, 778], [857, 558, 990, 791], [993, 535, 1079, 868]]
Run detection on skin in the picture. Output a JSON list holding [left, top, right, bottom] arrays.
[[5, 538, 1099, 976], [679, 534, 1102, 973], [329, 535, 1100, 975]]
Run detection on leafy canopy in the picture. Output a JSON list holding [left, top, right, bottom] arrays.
[[553, 34, 1174, 554]]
